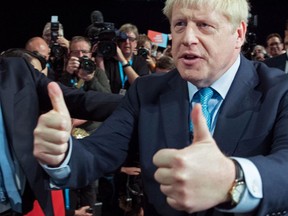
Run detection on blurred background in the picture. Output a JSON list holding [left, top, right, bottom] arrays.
[[0, 0, 287, 52]]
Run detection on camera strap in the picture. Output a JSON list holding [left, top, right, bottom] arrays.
[[118, 59, 133, 88]]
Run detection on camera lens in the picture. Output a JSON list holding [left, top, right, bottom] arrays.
[[51, 44, 66, 59], [138, 47, 149, 59], [79, 56, 96, 74]]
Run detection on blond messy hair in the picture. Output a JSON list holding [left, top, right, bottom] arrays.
[[163, 0, 250, 32]]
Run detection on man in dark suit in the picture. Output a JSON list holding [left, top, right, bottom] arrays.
[[33, 0, 288, 215], [264, 34, 288, 73], [263, 52, 288, 72], [0, 57, 122, 215]]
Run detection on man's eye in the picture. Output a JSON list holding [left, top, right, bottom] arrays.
[[175, 21, 186, 27], [196, 22, 216, 34], [174, 21, 186, 32], [197, 23, 210, 28]]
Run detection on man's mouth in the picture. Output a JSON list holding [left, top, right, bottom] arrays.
[[183, 54, 199, 60]]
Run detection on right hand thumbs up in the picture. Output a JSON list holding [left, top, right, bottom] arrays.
[[153, 104, 235, 212], [191, 103, 215, 146], [33, 82, 72, 166]]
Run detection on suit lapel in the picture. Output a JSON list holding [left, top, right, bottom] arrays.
[[160, 72, 191, 149], [214, 56, 261, 155]]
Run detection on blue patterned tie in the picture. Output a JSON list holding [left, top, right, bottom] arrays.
[[198, 87, 214, 130]]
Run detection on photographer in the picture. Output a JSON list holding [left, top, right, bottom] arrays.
[[42, 21, 70, 52], [62, 35, 111, 136], [90, 23, 148, 216], [136, 34, 157, 73], [25, 36, 57, 80], [93, 23, 150, 94], [42, 20, 69, 81], [62, 36, 111, 93]]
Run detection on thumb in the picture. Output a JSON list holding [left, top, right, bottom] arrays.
[[48, 82, 70, 117], [191, 103, 212, 143]]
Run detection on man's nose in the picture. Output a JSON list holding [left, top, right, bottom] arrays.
[[183, 25, 199, 46]]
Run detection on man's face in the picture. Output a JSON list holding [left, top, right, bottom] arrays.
[[118, 32, 138, 57], [43, 29, 64, 44], [69, 41, 94, 79], [69, 41, 92, 58], [267, 36, 283, 57], [170, 4, 246, 87]]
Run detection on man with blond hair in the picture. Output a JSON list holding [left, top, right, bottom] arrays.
[[34, 0, 288, 215]]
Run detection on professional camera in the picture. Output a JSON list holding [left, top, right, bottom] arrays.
[[137, 47, 149, 59], [79, 56, 96, 74], [242, 13, 258, 59], [50, 16, 67, 59], [86, 22, 128, 58]]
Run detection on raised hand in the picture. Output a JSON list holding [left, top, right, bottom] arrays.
[[33, 82, 72, 166], [153, 104, 235, 213]]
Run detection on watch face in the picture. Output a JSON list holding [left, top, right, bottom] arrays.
[[231, 182, 245, 204]]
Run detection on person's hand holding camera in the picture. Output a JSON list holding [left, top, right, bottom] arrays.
[[56, 36, 70, 49], [146, 55, 156, 71], [114, 46, 127, 64], [66, 56, 80, 74], [91, 43, 106, 71]]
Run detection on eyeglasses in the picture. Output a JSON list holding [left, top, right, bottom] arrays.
[[118, 36, 137, 43], [268, 42, 282, 47], [70, 50, 91, 55], [128, 36, 137, 42]]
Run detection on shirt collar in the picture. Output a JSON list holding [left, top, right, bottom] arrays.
[[188, 55, 241, 102]]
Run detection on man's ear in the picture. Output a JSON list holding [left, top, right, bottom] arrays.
[[235, 21, 247, 49]]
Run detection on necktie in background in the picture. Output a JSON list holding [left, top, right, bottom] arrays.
[[196, 87, 214, 130], [0, 105, 22, 212]]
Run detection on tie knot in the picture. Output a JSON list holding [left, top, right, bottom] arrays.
[[198, 87, 214, 107]]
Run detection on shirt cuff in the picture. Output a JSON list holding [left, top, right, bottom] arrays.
[[218, 157, 263, 213], [40, 136, 73, 185]]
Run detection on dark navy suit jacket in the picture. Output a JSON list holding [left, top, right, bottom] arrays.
[[67, 55, 288, 216], [264, 52, 287, 72], [0, 57, 122, 215]]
